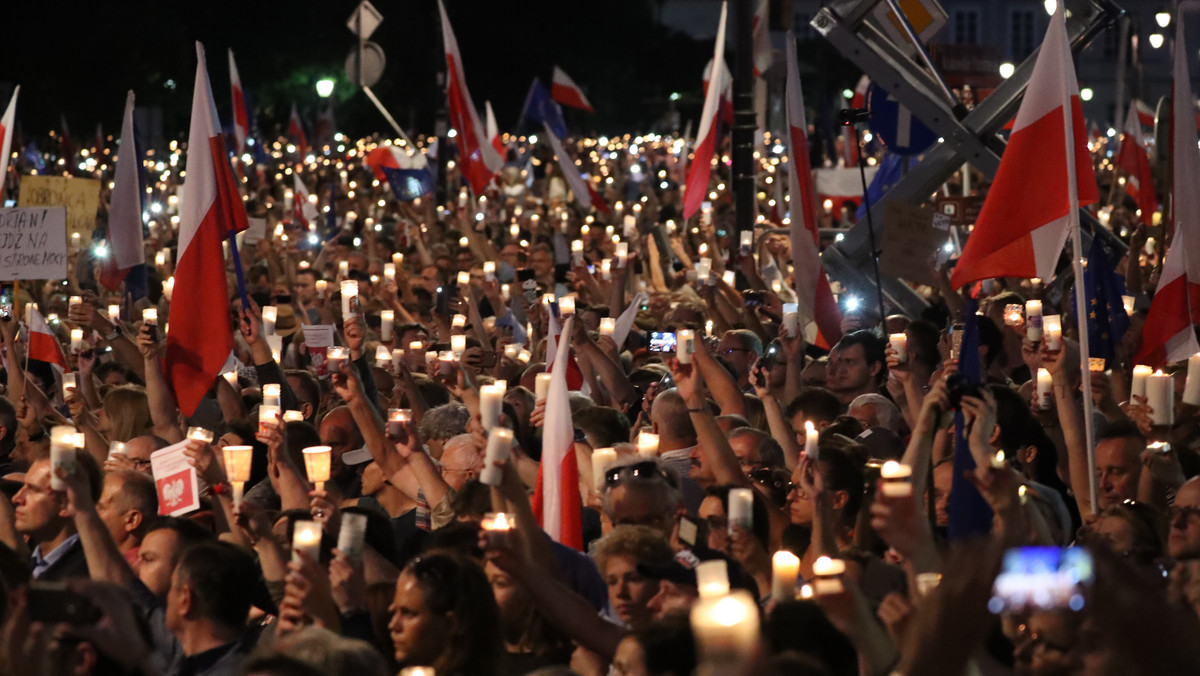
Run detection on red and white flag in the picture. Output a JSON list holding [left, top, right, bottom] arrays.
[[1133, 98, 1155, 128], [682, 2, 728, 222], [542, 125, 595, 212], [24, 305, 67, 371], [293, 174, 318, 230], [1136, 19, 1200, 366], [1115, 99, 1156, 227], [840, 75, 870, 168], [438, 0, 502, 194], [752, 0, 772, 77], [484, 100, 505, 158], [288, 104, 308, 159], [551, 66, 594, 112], [785, 30, 842, 349], [167, 43, 246, 416], [98, 91, 145, 291], [0, 86, 18, 187], [950, 7, 1096, 288], [228, 49, 250, 154], [531, 316, 583, 550]]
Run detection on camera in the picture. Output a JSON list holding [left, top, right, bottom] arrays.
[[945, 372, 983, 409]]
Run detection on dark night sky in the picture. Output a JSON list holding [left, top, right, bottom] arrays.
[[0, 0, 731, 142]]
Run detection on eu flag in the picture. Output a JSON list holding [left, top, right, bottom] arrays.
[[948, 299, 995, 541], [1081, 236, 1130, 368], [380, 165, 434, 202], [520, 79, 568, 139], [855, 153, 904, 220]]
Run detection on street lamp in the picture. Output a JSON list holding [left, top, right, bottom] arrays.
[[999, 62, 1015, 79], [1044, 0, 1056, 16], [1149, 33, 1165, 49], [1080, 87, 1094, 102], [1156, 11, 1171, 28], [315, 78, 335, 98]]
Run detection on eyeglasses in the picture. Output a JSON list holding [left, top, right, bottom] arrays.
[[605, 461, 679, 489], [1168, 504, 1200, 523], [749, 468, 793, 505]]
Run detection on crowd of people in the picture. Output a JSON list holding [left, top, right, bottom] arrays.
[[0, 74, 1198, 675]]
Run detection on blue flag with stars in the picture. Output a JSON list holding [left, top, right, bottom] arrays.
[[855, 152, 904, 220], [1081, 236, 1130, 368], [948, 299, 995, 541], [519, 79, 568, 139]]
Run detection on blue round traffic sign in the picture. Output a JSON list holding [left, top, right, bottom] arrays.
[[867, 82, 937, 156]]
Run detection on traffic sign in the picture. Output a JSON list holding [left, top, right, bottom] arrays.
[[867, 82, 937, 156], [346, 42, 386, 87], [347, 1, 383, 39]]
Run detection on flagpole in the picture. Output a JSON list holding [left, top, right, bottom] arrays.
[[1060, 8, 1099, 511]]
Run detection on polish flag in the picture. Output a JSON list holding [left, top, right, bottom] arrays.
[[98, 91, 145, 291], [531, 316, 583, 550], [542, 125, 596, 212], [166, 43, 246, 416], [293, 174, 318, 230], [288, 104, 308, 159], [24, 305, 67, 371], [1133, 98, 1155, 128], [551, 66, 594, 113], [0, 86, 18, 187], [840, 75, 870, 168], [950, 7, 1097, 288], [1115, 99, 1156, 226], [484, 100, 505, 159], [1136, 19, 1200, 366], [682, 2, 728, 222], [438, 0, 502, 194], [751, 0, 772, 78], [849, 75, 870, 110], [228, 49, 250, 154], [785, 30, 842, 349]]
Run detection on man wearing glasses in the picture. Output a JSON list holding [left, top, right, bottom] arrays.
[[1169, 478, 1200, 561], [716, 330, 762, 392]]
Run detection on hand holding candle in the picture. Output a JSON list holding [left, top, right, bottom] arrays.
[[302, 445, 332, 491]]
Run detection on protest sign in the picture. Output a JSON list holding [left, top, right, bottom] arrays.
[[18, 175, 101, 244], [150, 440, 201, 516], [303, 324, 336, 376], [0, 207, 68, 281], [879, 202, 950, 286]]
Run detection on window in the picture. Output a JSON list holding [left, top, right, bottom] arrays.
[[953, 10, 979, 45], [1011, 10, 1037, 60]]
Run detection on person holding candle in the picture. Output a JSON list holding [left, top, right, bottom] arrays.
[[13, 453, 103, 581]]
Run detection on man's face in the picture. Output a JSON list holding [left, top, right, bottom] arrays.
[[361, 461, 386, 497], [688, 446, 716, 490], [95, 475, 132, 546], [455, 251, 475, 272], [164, 566, 189, 634], [529, 250, 553, 277], [826, 343, 877, 397], [608, 484, 673, 536], [1169, 480, 1200, 560], [847, 401, 881, 430], [124, 436, 156, 474], [604, 553, 660, 628], [932, 462, 954, 528], [717, 335, 754, 384], [13, 460, 65, 537], [728, 434, 762, 475], [319, 414, 358, 478], [1096, 437, 1142, 508], [500, 245, 521, 270], [645, 577, 698, 621], [439, 439, 482, 491], [136, 529, 182, 598], [294, 273, 317, 303], [347, 253, 368, 273]]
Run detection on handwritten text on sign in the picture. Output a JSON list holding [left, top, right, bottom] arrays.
[[0, 207, 68, 281], [18, 175, 101, 243]]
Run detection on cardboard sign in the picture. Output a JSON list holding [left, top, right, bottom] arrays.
[[150, 440, 201, 516], [18, 176, 102, 244], [302, 324, 336, 375], [239, 217, 267, 247], [879, 202, 950, 286], [0, 207, 68, 281]]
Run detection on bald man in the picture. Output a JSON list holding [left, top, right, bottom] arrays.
[[96, 470, 158, 565]]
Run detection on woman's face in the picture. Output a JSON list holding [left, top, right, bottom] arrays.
[[611, 635, 649, 676], [96, 408, 112, 435], [604, 554, 660, 629], [1028, 611, 1082, 676], [388, 571, 452, 667], [214, 433, 245, 451], [698, 495, 729, 554], [485, 561, 529, 626]]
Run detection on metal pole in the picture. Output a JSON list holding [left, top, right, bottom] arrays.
[[847, 119, 887, 326], [733, 0, 757, 253]]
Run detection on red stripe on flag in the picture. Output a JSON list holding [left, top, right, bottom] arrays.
[[28, 332, 67, 369], [210, 137, 249, 235], [1135, 277, 1200, 366], [682, 128, 717, 221]]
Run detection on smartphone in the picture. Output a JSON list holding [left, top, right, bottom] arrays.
[[744, 291, 767, 308], [989, 547, 1094, 614], [649, 331, 677, 353], [28, 582, 103, 624], [554, 263, 570, 285], [756, 343, 779, 387], [0, 283, 12, 321], [678, 516, 700, 547], [275, 293, 293, 305]]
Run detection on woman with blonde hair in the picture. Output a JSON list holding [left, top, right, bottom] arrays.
[[98, 385, 153, 443]]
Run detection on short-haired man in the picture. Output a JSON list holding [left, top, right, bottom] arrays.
[[1095, 420, 1145, 510], [847, 393, 904, 433], [163, 543, 259, 672], [15, 452, 102, 580], [96, 469, 158, 566], [716, 330, 763, 391], [825, 330, 886, 405]]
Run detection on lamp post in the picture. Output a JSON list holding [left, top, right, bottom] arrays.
[[316, 78, 335, 98]]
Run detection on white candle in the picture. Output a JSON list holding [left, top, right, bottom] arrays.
[[186, 426, 214, 443], [62, 372, 76, 397], [262, 383, 281, 408], [108, 441, 128, 459], [559, 296, 576, 316], [261, 305, 278, 336], [503, 344, 521, 360], [591, 447, 618, 492], [782, 303, 799, 335], [457, 271, 471, 287], [1037, 368, 1053, 411], [107, 304, 120, 324], [690, 591, 759, 667], [1185, 354, 1200, 406], [68, 295, 82, 313], [480, 428, 514, 486], [483, 260, 496, 281], [315, 279, 328, 297], [163, 276, 174, 302], [1025, 300, 1043, 342], [384, 262, 396, 281], [889, 332, 908, 364], [291, 520, 322, 561], [601, 259, 612, 280], [223, 371, 239, 388], [50, 426, 78, 491], [480, 384, 504, 431], [695, 560, 730, 599], [450, 334, 467, 355], [804, 421, 818, 460], [409, 340, 424, 354], [727, 487, 753, 534], [337, 512, 368, 560], [740, 230, 753, 253], [338, 260, 349, 278], [614, 241, 629, 267], [677, 329, 695, 364], [879, 460, 913, 497], [771, 551, 800, 602], [1042, 314, 1062, 350], [223, 445, 254, 506], [340, 280, 359, 320], [380, 310, 394, 341], [70, 329, 84, 352], [266, 335, 283, 363], [1131, 365, 1153, 400], [1122, 294, 1135, 316], [302, 445, 332, 491], [811, 556, 846, 595], [481, 512, 514, 548], [1146, 371, 1174, 427], [392, 252, 404, 268], [326, 346, 348, 372], [599, 318, 616, 338], [258, 405, 280, 435], [694, 259, 711, 285], [535, 372, 553, 402], [282, 410, 305, 422], [571, 240, 584, 265], [636, 431, 659, 458]]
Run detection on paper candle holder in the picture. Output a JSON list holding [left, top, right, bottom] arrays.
[[303, 446, 332, 489]]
